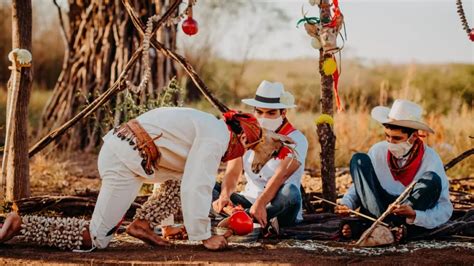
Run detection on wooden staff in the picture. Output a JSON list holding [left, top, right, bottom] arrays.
[[313, 195, 388, 227], [356, 181, 417, 246], [1, 50, 31, 197]]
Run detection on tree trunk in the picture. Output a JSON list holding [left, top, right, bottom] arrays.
[[39, 0, 178, 152], [4, 0, 33, 201], [317, 0, 337, 212]]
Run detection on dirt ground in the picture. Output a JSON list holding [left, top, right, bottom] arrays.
[[1, 152, 473, 264], [1, 237, 474, 265]]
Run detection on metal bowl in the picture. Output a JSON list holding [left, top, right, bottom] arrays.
[[213, 223, 262, 243]]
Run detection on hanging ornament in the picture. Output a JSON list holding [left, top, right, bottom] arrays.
[[456, 0, 474, 42], [315, 114, 334, 126], [182, 4, 198, 36], [182, 17, 198, 35], [311, 38, 322, 49], [322, 57, 337, 76], [333, 66, 343, 112]]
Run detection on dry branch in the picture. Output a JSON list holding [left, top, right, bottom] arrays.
[[122, 0, 229, 114], [29, 50, 142, 157], [444, 148, 474, 171]]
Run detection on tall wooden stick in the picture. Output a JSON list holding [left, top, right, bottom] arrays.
[[312, 195, 389, 227], [1, 0, 33, 201], [317, 0, 337, 212], [356, 181, 417, 246]]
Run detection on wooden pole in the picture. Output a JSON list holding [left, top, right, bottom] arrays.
[[317, 0, 337, 212], [312, 195, 389, 227], [2, 0, 33, 201]]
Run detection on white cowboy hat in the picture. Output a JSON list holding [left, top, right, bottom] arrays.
[[242, 80, 297, 109], [371, 99, 434, 133]]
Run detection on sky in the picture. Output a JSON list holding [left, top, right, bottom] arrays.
[[182, 0, 474, 63], [38, 0, 474, 64]]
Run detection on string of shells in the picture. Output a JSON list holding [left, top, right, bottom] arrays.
[[456, 0, 471, 33], [127, 14, 159, 93], [134, 179, 181, 229], [20, 215, 89, 250]]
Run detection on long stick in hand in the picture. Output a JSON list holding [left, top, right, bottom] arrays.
[[313, 195, 389, 227], [355, 181, 417, 246]]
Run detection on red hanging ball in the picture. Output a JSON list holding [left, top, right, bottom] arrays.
[[228, 210, 253, 236], [182, 17, 198, 36], [469, 29, 474, 42]]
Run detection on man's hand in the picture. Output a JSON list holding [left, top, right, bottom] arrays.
[[202, 235, 228, 250], [212, 196, 230, 214], [334, 204, 352, 216], [391, 204, 416, 220], [249, 202, 267, 227]]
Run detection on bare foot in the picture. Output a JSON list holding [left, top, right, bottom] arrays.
[[341, 224, 352, 238], [126, 219, 170, 246], [392, 226, 405, 242], [0, 212, 22, 243]]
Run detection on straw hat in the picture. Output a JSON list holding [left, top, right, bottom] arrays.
[[371, 99, 434, 133], [242, 80, 296, 109]]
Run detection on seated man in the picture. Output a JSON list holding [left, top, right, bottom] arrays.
[[0, 107, 294, 251], [335, 99, 453, 241], [213, 80, 308, 230]]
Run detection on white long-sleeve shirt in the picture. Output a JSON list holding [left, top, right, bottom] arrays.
[[340, 141, 453, 229], [240, 130, 308, 221], [103, 107, 230, 241]]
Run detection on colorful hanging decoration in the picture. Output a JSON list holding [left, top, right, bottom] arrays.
[[182, 2, 198, 36], [322, 57, 337, 75], [456, 0, 474, 42], [332, 63, 343, 112], [298, 0, 346, 112], [311, 37, 322, 49], [315, 114, 334, 126], [182, 17, 198, 36]]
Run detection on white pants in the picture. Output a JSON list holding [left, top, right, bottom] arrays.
[[89, 141, 143, 249]]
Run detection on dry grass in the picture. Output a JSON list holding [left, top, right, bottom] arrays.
[[29, 154, 72, 195], [287, 105, 473, 179]]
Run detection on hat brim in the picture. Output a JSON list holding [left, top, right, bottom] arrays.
[[242, 99, 296, 109], [371, 106, 435, 134]]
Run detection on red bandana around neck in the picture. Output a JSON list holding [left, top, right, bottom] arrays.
[[387, 138, 425, 186], [275, 119, 296, 160]]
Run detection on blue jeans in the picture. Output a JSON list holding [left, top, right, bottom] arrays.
[[213, 182, 302, 227], [349, 153, 442, 236]]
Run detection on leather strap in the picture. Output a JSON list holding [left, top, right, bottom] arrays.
[[114, 119, 162, 175]]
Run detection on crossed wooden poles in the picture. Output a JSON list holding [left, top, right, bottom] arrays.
[[28, 0, 228, 158]]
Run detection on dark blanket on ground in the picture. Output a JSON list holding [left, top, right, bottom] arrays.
[[278, 209, 474, 241]]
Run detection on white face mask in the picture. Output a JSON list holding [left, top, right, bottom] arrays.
[[257, 116, 283, 131], [387, 138, 414, 159]]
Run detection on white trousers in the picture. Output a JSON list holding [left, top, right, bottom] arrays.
[[89, 141, 143, 249]]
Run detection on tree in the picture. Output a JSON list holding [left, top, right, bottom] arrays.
[[39, 0, 178, 152], [1, 0, 33, 201]]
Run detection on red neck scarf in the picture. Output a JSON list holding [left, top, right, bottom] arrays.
[[275, 119, 296, 160], [387, 138, 425, 186]]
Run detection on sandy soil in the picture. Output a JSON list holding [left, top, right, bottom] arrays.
[[1, 152, 473, 264], [1, 236, 474, 265]]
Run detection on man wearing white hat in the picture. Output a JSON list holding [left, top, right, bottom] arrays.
[[336, 99, 453, 241], [213, 80, 308, 230]]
